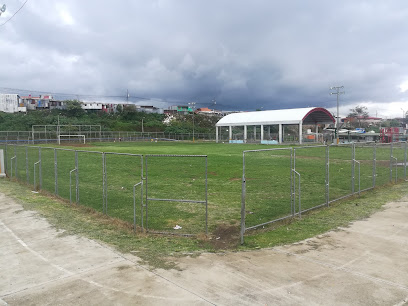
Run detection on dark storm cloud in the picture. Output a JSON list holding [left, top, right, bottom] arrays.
[[1, 0, 408, 115]]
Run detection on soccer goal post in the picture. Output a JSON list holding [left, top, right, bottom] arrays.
[[58, 134, 86, 145]]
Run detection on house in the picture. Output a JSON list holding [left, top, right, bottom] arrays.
[[195, 107, 223, 116], [166, 105, 192, 115], [101, 103, 117, 113], [82, 102, 103, 111], [20, 94, 53, 110], [49, 100, 66, 110], [0, 94, 26, 113], [342, 116, 382, 126]]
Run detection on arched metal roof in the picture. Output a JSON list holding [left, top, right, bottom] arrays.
[[216, 107, 335, 127]]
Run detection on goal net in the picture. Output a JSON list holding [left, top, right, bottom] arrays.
[[58, 134, 86, 145]]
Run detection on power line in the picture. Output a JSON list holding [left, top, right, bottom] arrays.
[[0, 86, 190, 105], [0, 86, 151, 100], [0, 0, 29, 27]]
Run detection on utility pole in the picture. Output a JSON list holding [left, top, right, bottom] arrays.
[[126, 89, 129, 103], [330, 86, 345, 144]]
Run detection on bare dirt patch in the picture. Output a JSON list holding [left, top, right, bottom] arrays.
[[209, 224, 240, 250]]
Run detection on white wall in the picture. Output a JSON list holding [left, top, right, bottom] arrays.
[[0, 94, 20, 113]]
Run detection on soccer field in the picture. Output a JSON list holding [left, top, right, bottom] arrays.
[[3, 141, 406, 236]]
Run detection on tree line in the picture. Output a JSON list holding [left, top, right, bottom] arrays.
[[0, 100, 219, 134]]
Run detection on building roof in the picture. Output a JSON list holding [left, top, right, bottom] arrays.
[[216, 107, 335, 127], [196, 107, 212, 112]]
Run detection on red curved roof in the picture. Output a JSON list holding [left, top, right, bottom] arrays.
[[302, 107, 335, 124]]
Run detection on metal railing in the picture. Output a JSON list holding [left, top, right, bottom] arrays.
[[0, 131, 218, 144], [2, 143, 208, 236], [240, 142, 408, 243]]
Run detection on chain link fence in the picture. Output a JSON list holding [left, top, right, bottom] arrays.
[[1, 143, 208, 236], [2, 141, 407, 241], [241, 142, 408, 243], [0, 131, 217, 144]]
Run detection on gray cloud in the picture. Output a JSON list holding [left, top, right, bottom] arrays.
[[1, 0, 408, 115]]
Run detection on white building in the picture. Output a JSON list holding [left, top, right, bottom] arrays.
[[81, 102, 103, 111], [0, 94, 26, 113], [216, 107, 335, 144]]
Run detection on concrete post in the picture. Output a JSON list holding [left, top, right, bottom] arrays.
[[279, 124, 283, 144], [299, 122, 303, 144], [261, 125, 264, 141], [244, 125, 247, 143], [216, 126, 219, 143], [229, 126, 232, 140], [268, 126, 271, 139], [315, 124, 318, 143]]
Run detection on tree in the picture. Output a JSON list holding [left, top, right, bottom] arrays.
[[348, 105, 369, 128], [64, 100, 85, 117]]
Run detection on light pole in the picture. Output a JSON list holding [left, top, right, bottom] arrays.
[[401, 108, 406, 120], [188, 102, 196, 142], [330, 86, 345, 144], [141, 117, 144, 133]]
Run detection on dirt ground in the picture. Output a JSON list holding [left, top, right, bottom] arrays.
[[1, 192, 408, 305]]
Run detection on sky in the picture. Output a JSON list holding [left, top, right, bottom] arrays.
[[1, 0, 408, 118]]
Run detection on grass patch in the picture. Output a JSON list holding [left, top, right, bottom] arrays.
[[240, 182, 408, 249], [0, 179, 208, 269], [0, 177, 407, 269], [1, 141, 407, 268], [3, 141, 404, 235]]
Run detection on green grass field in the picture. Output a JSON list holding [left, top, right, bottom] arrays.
[[2, 141, 406, 237]]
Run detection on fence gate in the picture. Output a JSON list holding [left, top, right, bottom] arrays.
[[241, 148, 294, 244], [103, 152, 143, 232], [144, 154, 208, 236]]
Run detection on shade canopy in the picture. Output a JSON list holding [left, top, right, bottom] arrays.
[[216, 107, 335, 127]]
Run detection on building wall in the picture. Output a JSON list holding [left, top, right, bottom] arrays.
[[82, 102, 103, 110], [0, 94, 21, 113]]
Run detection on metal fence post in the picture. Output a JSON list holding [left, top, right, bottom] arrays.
[[133, 183, 138, 232], [4, 143, 7, 177], [34, 161, 39, 189], [140, 155, 144, 228], [298, 171, 301, 218], [390, 142, 393, 182], [205, 156, 208, 235], [102, 153, 106, 214], [356, 160, 361, 195], [26, 146, 29, 184], [69, 168, 76, 205], [373, 144, 377, 187], [14, 145, 17, 180], [240, 151, 246, 245], [293, 167, 296, 215], [104, 153, 108, 214], [75, 151, 79, 203], [145, 155, 149, 231], [404, 142, 407, 181], [38, 147, 42, 189], [351, 144, 355, 193], [54, 149, 58, 195], [325, 145, 329, 207]]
